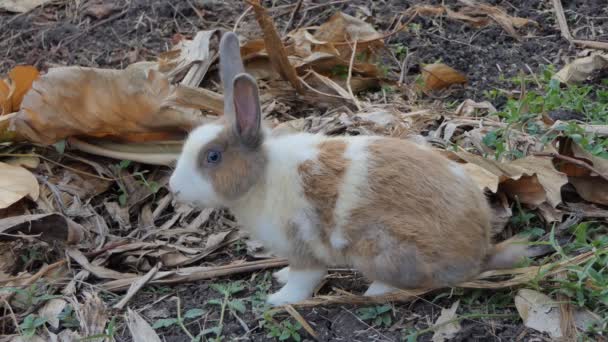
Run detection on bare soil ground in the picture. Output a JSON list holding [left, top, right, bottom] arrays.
[[1, 1, 607, 341]]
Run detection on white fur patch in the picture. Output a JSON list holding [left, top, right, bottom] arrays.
[[449, 162, 467, 180], [330, 230, 348, 250], [170, 124, 224, 207], [332, 136, 375, 249], [229, 133, 324, 259], [266, 268, 326, 306], [364, 281, 397, 296]]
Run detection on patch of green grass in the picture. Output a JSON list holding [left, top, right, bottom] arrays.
[[202, 281, 246, 341], [356, 304, 393, 327], [250, 272, 273, 314], [482, 65, 608, 160], [57, 305, 80, 328], [153, 298, 205, 342], [3, 283, 61, 309], [19, 314, 46, 338], [393, 43, 408, 60], [261, 311, 303, 342]]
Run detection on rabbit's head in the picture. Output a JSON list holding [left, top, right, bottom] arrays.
[[169, 32, 266, 208]]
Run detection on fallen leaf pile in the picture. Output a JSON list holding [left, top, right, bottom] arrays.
[[0, 0, 607, 341]]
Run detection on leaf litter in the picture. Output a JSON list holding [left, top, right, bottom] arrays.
[[0, 0, 607, 341]]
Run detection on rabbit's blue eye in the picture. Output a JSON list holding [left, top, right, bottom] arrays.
[[207, 150, 222, 164]]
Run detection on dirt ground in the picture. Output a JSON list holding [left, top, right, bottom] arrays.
[[1, 0, 607, 341]]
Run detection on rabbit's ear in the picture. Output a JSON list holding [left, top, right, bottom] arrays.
[[219, 32, 245, 118], [233, 73, 262, 148]]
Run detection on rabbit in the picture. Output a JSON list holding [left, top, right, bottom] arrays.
[[169, 31, 528, 306]]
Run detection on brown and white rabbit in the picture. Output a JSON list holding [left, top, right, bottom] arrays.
[[169, 32, 526, 306]]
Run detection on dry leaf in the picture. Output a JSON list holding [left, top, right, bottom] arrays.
[[0, 0, 52, 13], [247, 0, 303, 93], [557, 138, 608, 205], [0, 161, 39, 209], [1, 65, 39, 115], [76, 292, 109, 337], [443, 151, 567, 207], [553, 53, 608, 84], [569, 177, 608, 205], [8, 66, 216, 144], [158, 30, 220, 86], [39, 298, 67, 329], [421, 63, 467, 91], [445, 7, 491, 27], [82, 1, 119, 19], [515, 289, 563, 339], [458, 0, 537, 41], [0, 213, 86, 244], [455, 99, 497, 116], [432, 300, 461, 342], [126, 308, 163, 342]]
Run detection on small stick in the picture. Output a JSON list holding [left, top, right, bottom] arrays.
[[114, 263, 161, 310], [533, 152, 608, 181], [285, 305, 318, 340], [551, 0, 608, 50], [346, 39, 362, 111], [233, 5, 253, 32], [282, 0, 304, 36]]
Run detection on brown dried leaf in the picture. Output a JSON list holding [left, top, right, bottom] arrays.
[[570, 177, 608, 206], [458, 0, 537, 41], [557, 138, 608, 205], [515, 289, 562, 339], [39, 298, 67, 329], [0, 0, 51, 13], [553, 53, 608, 84], [421, 63, 467, 91], [67, 248, 136, 279], [455, 99, 497, 116], [443, 151, 567, 208], [1, 65, 39, 115], [8, 66, 214, 144], [445, 7, 491, 27], [157, 30, 220, 86], [432, 300, 461, 342], [76, 292, 109, 338], [0, 162, 39, 209], [127, 308, 163, 342], [82, 1, 120, 19], [247, 0, 303, 93]]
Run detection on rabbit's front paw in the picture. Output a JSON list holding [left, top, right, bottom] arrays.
[[272, 267, 290, 284], [266, 287, 310, 306]]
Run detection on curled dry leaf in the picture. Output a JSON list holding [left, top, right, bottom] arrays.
[[0, 65, 39, 115], [515, 289, 563, 339], [432, 300, 461, 342], [455, 99, 497, 116], [76, 292, 109, 337], [553, 53, 608, 84], [442, 151, 567, 208], [0, 0, 52, 13], [0, 162, 39, 209], [407, 2, 536, 40], [8, 66, 214, 145], [157, 29, 221, 86], [126, 308, 163, 342], [421, 63, 467, 91], [0, 213, 86, 244], [39, 298, 67, 329], [556, 138, 608, 205]]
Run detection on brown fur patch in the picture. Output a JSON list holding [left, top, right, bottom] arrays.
[[341, 138, 493, 288], [196, 124, 267, 201], [297, 139, 349, 238]]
